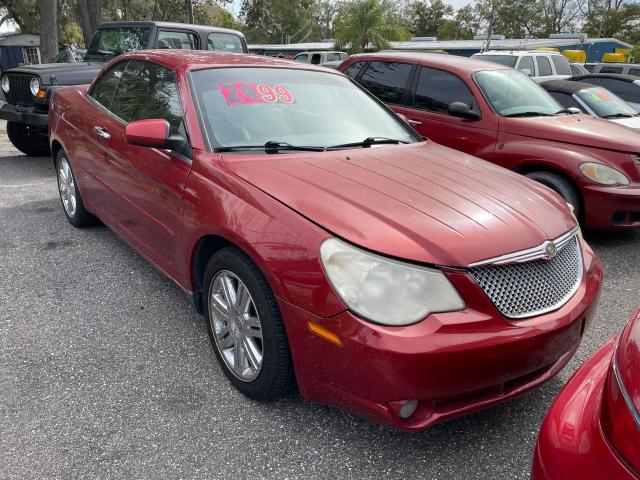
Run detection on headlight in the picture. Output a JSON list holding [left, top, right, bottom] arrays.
[[580, 162, 629, 186], [29, 77, 40, 96], [1, 76, 9, 93], [320, 238, 465, 326]]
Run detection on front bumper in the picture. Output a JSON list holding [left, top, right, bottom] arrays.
[[0, 103, 48, 127], [531, 337, 636, 479], [582, 183, 640, 229], [279, 242, 603, 431]]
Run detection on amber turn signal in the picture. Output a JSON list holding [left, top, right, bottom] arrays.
[[307, 321, 342, 347]]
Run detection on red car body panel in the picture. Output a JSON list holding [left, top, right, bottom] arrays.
[[532, 308, 640, 479], [50, 50, 604, 429], [339, 53, 640, 230]]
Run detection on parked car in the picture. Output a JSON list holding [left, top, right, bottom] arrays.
[[471, 50, 572, 82], [569, 63, 589, 76], [53, 48, 87, 63], [587, 62, 640, 76], [532, 307, 640, 479], [0, 21, 247, 156], [541, 79, 640, 129], [320, 59, 343, 69], [292, 51, 347, 65], [339, 52, 640, 230], [50, 50, 603, 430], [569, 73, 640, 112]]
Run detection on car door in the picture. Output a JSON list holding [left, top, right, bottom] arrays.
[[516, 56, 535, 77], [403, 66, 498, 157], [156, 29, 199, 50], [356, 60, 414, 117], [94, 59, 192, 279], [533, 56, 553, 82]]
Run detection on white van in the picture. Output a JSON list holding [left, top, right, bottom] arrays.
[[471, 51, 572, 82]]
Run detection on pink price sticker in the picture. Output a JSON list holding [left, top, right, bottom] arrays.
[[593, 91, 613, 102], [218, 82, 295, 105]]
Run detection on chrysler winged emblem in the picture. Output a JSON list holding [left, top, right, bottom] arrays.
[[544, 241, 558, 260]]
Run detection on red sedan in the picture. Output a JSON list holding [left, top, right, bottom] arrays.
[[49, 50, 603, 430], [338, 52, 640, 230], [532, 307, 640, 479]]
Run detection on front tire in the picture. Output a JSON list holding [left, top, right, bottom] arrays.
[[6, 121, 50, 156], [203, 247, 295, 400], [525, 171, 583, 219], [55, 149, 98, 227]]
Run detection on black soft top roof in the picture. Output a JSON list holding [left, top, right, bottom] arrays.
[[570, 73, 640, 83], [96, 21, 244, 38], [540, 80, 597, 94]]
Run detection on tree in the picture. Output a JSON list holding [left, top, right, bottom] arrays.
[[437, 5, 478, 39], [76, 0, 102, 45], [240, 0, 317, 43], [334, 0, 404, 53], [409, 0, 453, 37], [39, 0, 58, 62]]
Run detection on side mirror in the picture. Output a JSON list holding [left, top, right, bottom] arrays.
[[521, 68, 532, 76], [125, 118, 185, 150], [448, 102, 481, 120]]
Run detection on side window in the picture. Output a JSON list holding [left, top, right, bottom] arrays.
[[600, 66, 623, 74], [343, 61, 365, 79], [536, 57, 552, 76], [551, 56, 571, 75], [89, 61, 128, 110], [310, 53, 322, 65], [326, 52, 341, 62], [413, 66, 476, 114], [629, 68, 640, 77], [600, 79, 638, 101], [207, 33, 244, 53], [359, 61, 413, 105], [157, 30, 197, 49], [517, 56, 534, 75], [111, 60, 183, 135], [569, 64, 582, 76], [549, 92, 585, 112], [293, 53, 309, 63]]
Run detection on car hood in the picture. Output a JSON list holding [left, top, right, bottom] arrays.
[[609, 116, 640, 130], [6, 62, 104, 86], [502, 114, 638, 153], [224, 142, 577, 267]]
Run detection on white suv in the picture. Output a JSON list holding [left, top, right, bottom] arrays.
[[471, 51, 572, 82]]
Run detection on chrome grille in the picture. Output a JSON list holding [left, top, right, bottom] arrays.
[[470, 235, 583, 319], [6, 75, 35, 107]]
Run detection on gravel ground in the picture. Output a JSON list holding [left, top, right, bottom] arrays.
[[1, 122, 639, 480]]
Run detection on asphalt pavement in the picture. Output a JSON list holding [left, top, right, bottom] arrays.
[[1, 122, 639, 479]]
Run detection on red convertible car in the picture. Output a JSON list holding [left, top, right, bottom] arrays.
[[49, 50, 603, 430], [532, 307, 640, 479], [339, 52, 640, 230]]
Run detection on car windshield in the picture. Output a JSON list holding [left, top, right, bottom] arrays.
[[86, 27, 150, 59], [472, 55, 517, 67], [474, 69, 562, 117], [190, 67, 418, 151], [576, 87, 638, 117]]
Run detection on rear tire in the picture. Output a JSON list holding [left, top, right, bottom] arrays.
[[55, 149, 99, 227], [525, 171, 583, 219], [6, 121, 50, 156], [203, 247, 296, 400]]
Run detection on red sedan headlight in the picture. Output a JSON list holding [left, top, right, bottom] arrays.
[[601, 351, 640, 475]]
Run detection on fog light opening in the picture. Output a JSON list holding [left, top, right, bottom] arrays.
[[398, 400, 419, 419]]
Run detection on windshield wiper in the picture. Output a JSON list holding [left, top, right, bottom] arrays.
[[555, 108, 580, 115], [215, 141, 326, 154], [503, 111, 555, 118], [602, 113, 635, 118], [327, 137, 410, 149]]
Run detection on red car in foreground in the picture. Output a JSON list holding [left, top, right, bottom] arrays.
[[338, 52, 640, 230], [50, 50, 603, 430], [532, 307, 640, 479]]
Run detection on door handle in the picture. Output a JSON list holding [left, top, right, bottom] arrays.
[[93, 126, 111, 139], [408, 119, 422, 126]]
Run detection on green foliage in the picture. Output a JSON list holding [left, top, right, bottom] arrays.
[[334, 0, 404, 53], [409, 0, 453, 37]]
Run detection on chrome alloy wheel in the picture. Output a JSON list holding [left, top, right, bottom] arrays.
[[208, 270, 263, 382], [57, 157, 77, 217]]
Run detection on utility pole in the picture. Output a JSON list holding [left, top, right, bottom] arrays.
[[186, 0, 194, 24], [485, 2, 496, 52]]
